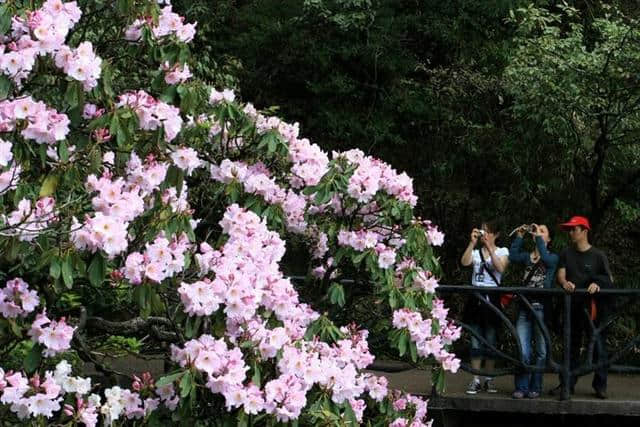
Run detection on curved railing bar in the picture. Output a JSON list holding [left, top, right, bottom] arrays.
[[472, 291, 525, 364], [455, 317, 522, 366], [516, 293, 560, 371]]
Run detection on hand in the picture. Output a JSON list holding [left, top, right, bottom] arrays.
[[587, 282, 601, 294], [516, 224, 528, 238], [562, 281, 576, 293], [530, 223, 542, 237], [470, 228, 481, 245]]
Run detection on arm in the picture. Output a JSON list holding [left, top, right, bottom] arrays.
[[486, 244, 509, 273], [534, 236, 559, 269], [557, 267, 575, 292], [509, 236, 530, 264], [587, 251, 614, 294], [461, 229, 480, 267], [461, 242, 474, 267]]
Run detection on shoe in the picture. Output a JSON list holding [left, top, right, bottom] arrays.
[[549, 384, 574, 396], [483, 378, 498, 393], [512, 390, 526, 399], [594, 389, 607, 399], [527, 391, 540, 399], [465, 379, 482, 395]]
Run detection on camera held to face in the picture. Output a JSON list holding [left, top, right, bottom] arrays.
[[523, 224, 537, 233]]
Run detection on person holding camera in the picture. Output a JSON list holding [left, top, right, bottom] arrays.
[[508, 223, 558, 399], [460, 221, 509, 394]]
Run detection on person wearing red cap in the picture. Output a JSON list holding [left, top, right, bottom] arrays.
[[552, 215, 614, 399]]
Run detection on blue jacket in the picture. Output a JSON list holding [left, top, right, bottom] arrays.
[[509, 236, 559, 289]]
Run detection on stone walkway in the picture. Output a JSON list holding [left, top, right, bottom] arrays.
[[369, 368, 640, 416]]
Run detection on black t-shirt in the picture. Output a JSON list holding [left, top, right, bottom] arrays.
[[558, 247, 613, 288]]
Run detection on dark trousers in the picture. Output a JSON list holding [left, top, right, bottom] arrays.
[[566, 301, 609, 392]]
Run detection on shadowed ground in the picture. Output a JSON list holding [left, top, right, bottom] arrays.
[[368, 368, 640, 416]]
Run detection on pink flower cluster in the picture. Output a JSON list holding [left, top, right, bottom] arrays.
[[414, 270, 439, 294], [123, 232, 191, 284], [1, 370, 63, 419], [28, 310, 75, 357], [415, 218, 445, 247], [392, 304, 461, 373], [239, 107, 330, 190], [339, 149, 417, 207], [288, 137, 329, 188], [174, 206, 408, 421], [4, 197, 57, 242], [0, 359, 183, 425], [125, 6, 196, 44], [72, 153, 169, 257], [0, 97, 70, 144], [0, 139, 13, 167], [0, 1, 101, 89], [0, 163, 20, 195], [161, 186, 191, 214], [0, 278, 39, 318], [171, 334, 247, 390], [0, 361, 99, 424], [337, 229, 399, 269], [210, 160, 308, 232], [116, 90, 183, 142], [163, 62, 192, 85], [389, 394, 431, 427], [210, 88, 236, 104], [54, 41, 102, 90], [170, 147, 201, 175]]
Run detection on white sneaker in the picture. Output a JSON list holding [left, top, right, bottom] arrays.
[[466, 378, 482, 395], [484, 377, 498, 393]]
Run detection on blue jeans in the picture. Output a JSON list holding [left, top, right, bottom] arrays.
[[469, 322, 497, 359], [514, 305, 547, 392]]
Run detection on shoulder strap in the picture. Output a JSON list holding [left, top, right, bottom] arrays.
[[523, 260, 543, 286], [479, 249, 501, 285]]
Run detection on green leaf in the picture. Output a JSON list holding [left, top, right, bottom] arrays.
[[409, 341, 418, 363], [88, 253, 106, 287], [328, 282, 346, 307], [8, 318, 22, 338], [179, 371, 193, 398], [398, 330, 408, 356], [24, 344, 43, 374], [0, 6, 11, 35], [236, 410, 248, 427], [433, 367, 446, 393], [58, 140, 69, 163], [49, 257, 62, 280], [252, 362, 261, 388], [64, 81, 83, 109], [184, 315, 202, 339], [62, 255, 74, 289], [116, 0, 134, 15], [39, 174, 59, 197], [156, 371, 185, 388], [343, 401, 358, 425], [0, 74, 11, 100]]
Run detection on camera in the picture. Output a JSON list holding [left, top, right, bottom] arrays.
[[477, 230, 486, 237], [524, 224, 537, 233]]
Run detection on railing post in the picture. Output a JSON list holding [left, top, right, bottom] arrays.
[[561, 293, 572, 401]]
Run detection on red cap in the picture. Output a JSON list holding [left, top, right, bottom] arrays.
[[560, 216, 591, 230]]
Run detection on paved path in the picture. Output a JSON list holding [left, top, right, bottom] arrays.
[[368, 369, 640, 416]]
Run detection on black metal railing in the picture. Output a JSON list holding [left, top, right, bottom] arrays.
[[436, 285, 640, 400]]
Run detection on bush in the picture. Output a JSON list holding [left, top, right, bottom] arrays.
[[0, 1, 458, 425]]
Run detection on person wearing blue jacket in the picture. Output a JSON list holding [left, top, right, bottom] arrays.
[[509, 224, 559, 399]]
